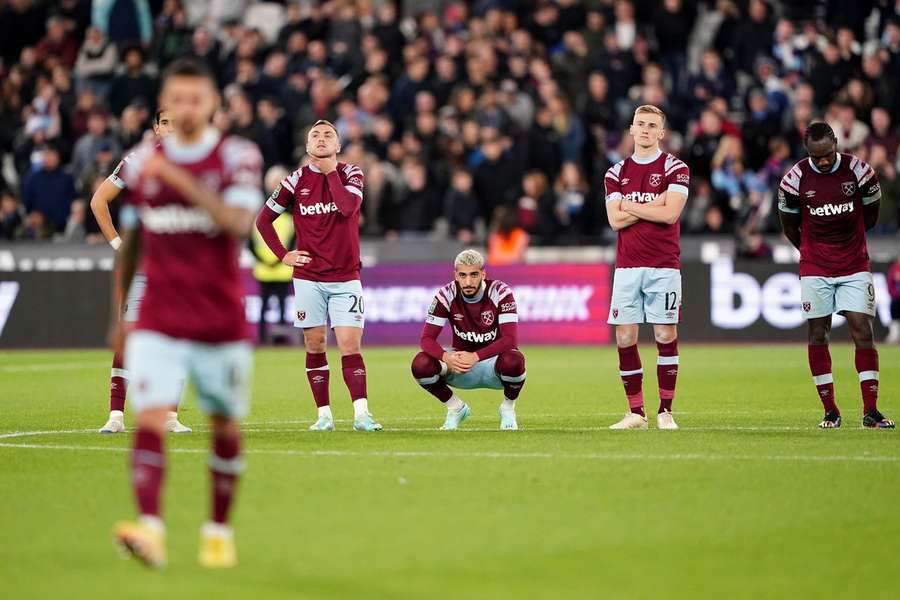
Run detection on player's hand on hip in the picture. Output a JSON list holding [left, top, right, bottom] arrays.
[[309, 155, 338, 174], [282, 250, 312, 268]]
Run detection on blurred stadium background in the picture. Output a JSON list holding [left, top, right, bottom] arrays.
[[1, 0, 898, 347]]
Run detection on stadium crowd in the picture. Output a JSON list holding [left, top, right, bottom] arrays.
[[0, 0, 898, 253]]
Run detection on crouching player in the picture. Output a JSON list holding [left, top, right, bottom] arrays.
[[411, 250, 526, 430]]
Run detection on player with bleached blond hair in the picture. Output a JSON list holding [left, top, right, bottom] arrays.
[[604, 105, 690, 430], [411, 249, 526, 431]]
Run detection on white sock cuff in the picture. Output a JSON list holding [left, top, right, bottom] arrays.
[[812, 373, 833, 385], [858, 370, 879, 382]]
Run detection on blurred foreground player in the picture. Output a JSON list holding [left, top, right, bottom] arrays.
[[109, 58, 265, 568], [256, 120, 381, 432], [778, 122, 894, 429], [604, 105, 690, 430], [411, 249, 526, 430], [91, 109, 190, 434]]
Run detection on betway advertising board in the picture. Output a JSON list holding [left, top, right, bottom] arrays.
[[0, 260, 893, 348]]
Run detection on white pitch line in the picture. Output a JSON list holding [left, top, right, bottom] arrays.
[[0, 362, 109, 373], [0, 441, 897, 463]]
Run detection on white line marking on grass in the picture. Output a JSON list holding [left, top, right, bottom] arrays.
[[0, 362, 108, 373], [0, 441, 897, 463]]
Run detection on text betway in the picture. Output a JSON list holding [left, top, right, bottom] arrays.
[[807, 202, 853, 217], [141, 205, 216, 234], [624, 192, 658, 203], [710, 259, 889, 329], [453, 326, 497, 343], [298, 201, 339, 216]]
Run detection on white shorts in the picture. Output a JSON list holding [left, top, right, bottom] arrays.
[[801, 271, 876, 319], [125, 330, 253, 418], [123, 273, 147, 323], [293, 279, 365, 329], [608, 267, 682, 325]]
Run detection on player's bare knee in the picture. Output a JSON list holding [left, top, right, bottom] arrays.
[[848, 320, 874, 348], [653, 326, 677, 344], [302, 328, 327, 353], [615, 326, 638, 347], [411, 352, 440, 379]]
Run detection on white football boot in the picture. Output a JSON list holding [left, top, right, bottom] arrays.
[[656, 410, 679, 430], [99, 410, 125, 434], [166, 412, 192, 433], [609, 412, 648, 430]]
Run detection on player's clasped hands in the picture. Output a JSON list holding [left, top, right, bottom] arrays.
[[282, 250, 312, 268], [443, 351, 480, 374]]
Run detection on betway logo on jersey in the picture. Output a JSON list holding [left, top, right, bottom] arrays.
[[623, 192, 658, 203], [298, 201, 339, 216], [807, 202, 853, 217], [453, 325, 497, 343], [141, 205, 216, 234]]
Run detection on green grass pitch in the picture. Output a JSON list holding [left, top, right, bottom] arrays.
[[1, 344, 898, 599]]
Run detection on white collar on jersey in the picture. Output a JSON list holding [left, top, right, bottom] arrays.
[[808, 152, 842, 174], [630, 148, 662, 164], [307, 163, 322, 173], [162, 127, 220, 164], [461, 281, 486, 304]]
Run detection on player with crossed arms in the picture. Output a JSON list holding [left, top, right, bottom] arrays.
[[604, 105, 690, 430], [91, 108, 191, 435]]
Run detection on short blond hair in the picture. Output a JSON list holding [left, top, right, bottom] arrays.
[[308, 119, 339, 140], [454, 249, 485, 270], [634, 105, 666, 127]]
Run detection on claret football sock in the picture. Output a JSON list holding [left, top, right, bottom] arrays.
[[808, 344, 838, 413], [855, 348, 879, 414], [132, 427, 165, 518], [656, 340, 679, 414], [618, 344, 644, 416], [306, 352, 330, 408]]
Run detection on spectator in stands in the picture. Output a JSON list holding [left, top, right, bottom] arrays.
[[16, 209, 53, 241], [867, 107, 900, 163], [58, 198, 87, 242], [828, 101, 870, 151], [0, 190, 24, 240], [487, 205, 529, 266], [93, 0, 153, 46], [35, 15, 78, 68], [868, 144, 898, 233], [395, 157, 440, 236], [888, 256, 900, 344], [22, 143, 77, 233], [108, 46, 157, 116], [74, 27, 118, 97], [444, 169, 479, 244], [70, 109, 121, 183]]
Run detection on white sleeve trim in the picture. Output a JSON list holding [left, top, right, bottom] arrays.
[[667, 184, 689, 197], [426, 315, 447, 327], [224, 185, 264, 211], [862, 190, 882, 205], [108, 174, 126, 190], [344, 185, 363, 199], [605, 192, 622, 204], [266, 197, 287, 214], [498, 313, 518, 324]]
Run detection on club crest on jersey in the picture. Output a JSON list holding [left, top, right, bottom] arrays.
[[297, 310, 306, 321], [841, 182, 856, 196], [802, 302, 811, 312], [649, 174, 662, 187], [481, 311, 494, 326]]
